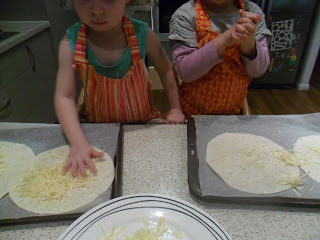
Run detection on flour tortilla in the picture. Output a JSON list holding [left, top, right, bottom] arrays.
[[206, 133, 299, 194], [294, 135, 320, 184], [0, 141, 35, 199], [9, 145, 114, 214]]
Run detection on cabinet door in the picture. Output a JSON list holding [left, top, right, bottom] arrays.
[[22, 30, 57, 123], [0, 41, 34, 121], [0, 68, 35, 122], [0, 43, 32, 89], [0, 30, 58, 123]]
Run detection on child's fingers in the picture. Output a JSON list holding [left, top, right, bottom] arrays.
[[237, 20, 256, 34], [63, 159, 72, 173], [92, 149, 104, 158], [71, 160, 78, 178], [86, 157, 97, 173], [239, 10, 261, 24], [239, 9, 245, 17], [78, 160, 87, 177], [230, 32, 241, 42], [235, 24, 250, 35], [167, 120, 184, 124], [240, 34, 249, 41], [232, 31, 248, 41], [237, 16, 254, 25], [239, 22, 256, 34], [166, 119, 174, 124]]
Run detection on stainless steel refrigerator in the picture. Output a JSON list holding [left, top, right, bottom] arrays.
[[250, 0, 318, 87]]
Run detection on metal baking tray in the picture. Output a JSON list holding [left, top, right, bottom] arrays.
[[187, 114, 320, 207], [0, 123, 123, 224]]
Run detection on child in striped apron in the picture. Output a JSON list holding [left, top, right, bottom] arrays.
[[169, 0, 271, 116], [55, 0, 185, 177]]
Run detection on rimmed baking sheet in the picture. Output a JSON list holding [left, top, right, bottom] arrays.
[[188, 113, 320, 207], [0, 123, 122, 224]]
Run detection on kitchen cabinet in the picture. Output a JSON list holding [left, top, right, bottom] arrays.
[[0, 29, 57, 123]]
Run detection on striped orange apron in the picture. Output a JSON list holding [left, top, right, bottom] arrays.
[[74, 16, 161, 123], [180, 0, 252, 116]]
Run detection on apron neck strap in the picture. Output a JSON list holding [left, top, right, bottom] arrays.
[[74, 23, 89, 63], [122, 15, 142, 63]]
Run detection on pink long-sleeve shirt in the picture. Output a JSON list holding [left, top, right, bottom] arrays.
[[172, 37, 270, 82]]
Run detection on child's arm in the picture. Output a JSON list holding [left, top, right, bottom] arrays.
[[241, 36, 270, 77], [172, 40, 222, 82], [55, 36, 103, 177], [146, 28, 185, 124], [172, 26, 246, 82]]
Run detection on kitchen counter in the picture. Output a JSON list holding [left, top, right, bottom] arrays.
[[0, 21, 50, 54], [0, 123, 320, 240]]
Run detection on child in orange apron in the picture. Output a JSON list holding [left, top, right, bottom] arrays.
[[55, 0, 185, 177], [169, 0, 271, 116]]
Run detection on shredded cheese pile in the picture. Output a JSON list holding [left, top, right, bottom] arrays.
[[172, 231, 184, 239], [278, 173, 305, 188], [278, 173, 307, 197], [274, 150, 299, 167], [98, 217, 183, 240], [15, 157, 102, 204], [99, 225, 127, 240]]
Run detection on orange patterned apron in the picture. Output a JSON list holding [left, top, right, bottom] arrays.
[[180, 0, 252, 115], [74, 16, 161, 123]]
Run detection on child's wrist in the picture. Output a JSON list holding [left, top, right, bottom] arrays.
[[220, 32, 234, 47], [71, 139, 90, 149], [240, 37, 256, 56], [169, 107, 183, 112]]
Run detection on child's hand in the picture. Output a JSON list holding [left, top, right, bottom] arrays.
[[165, 108, 185, 124], [239, 9, 262, 24], [63, 143, 104, 178], [236, 10, 261, 42], [235, 10, 262, 56], [222, 24, 249, 47]]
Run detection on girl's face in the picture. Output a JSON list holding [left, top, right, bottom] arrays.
[[73, 0, 130, 32]]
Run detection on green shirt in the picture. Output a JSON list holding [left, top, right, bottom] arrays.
[[66, 18, 148, 79]]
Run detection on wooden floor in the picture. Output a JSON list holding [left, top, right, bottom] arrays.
[[152, 55, 320, 115]]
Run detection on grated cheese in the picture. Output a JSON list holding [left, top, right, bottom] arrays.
[[173, 230, 184, 239], [15, 158, 102, 204], [274, 150, 299, 167], [278, 173, 307, 188], [292, 188, 302, 197], [98, 217, 183, 240]]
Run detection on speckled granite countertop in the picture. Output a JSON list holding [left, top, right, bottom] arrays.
[[1, 124, 320, 240], [0, 21, 50, 54]]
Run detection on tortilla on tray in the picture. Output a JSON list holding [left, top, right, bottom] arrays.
[[206, 133, 300, 194], [9, 145, 114, 214]]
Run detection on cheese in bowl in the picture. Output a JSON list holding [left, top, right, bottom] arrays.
[[98, 217, 184, 240]]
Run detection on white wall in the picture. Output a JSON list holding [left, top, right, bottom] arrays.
[[297, 3, 320, 90]]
